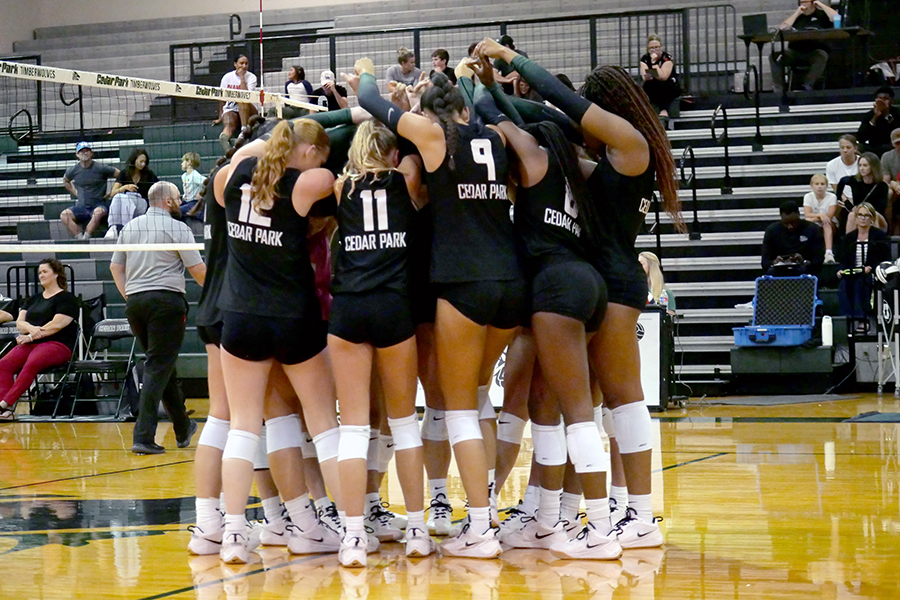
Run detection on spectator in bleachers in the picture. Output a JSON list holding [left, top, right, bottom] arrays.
[[0, 259, 78, 422], [214, 55, 258, 153], [857, 86, 900, 156], [430, 49, 457, 84], [640, 34, 681, 128], [492, 35, 528, 95], [836, 201, 889, 333], [837, 152, 890, 233], [803, 173, 838, 264], [180, 152, 204, 218], [639, 251, 676, 314], [513, 76, 542, 102], [312, 70, 349, 111], [825, 134, 859, 194], [283, 66, 314, 119], [385, 47, 424, 93], [106, 148, 159, 239], [61, 142, 120, 240], [769, 0, 836, 93], [761, 200, 825, 276], [883, 130, 900, 216]]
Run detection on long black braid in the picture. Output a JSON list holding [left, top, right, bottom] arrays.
[[421, 71, 465, 170], [522, 121, 604, 257], [579, 66, 683, 232]]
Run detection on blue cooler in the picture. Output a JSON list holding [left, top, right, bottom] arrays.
[[733, 275, 821, 347]]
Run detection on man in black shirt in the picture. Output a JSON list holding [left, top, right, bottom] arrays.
[[311, 70, 349, 112], [762, 201, 825, 276], [857, 87, 900, 156], [769, 0, 837, 92]]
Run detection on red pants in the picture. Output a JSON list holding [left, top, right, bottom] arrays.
[[0, 341, 71, 407]]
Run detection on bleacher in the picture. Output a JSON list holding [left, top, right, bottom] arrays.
[[0, 0, 892, 399]]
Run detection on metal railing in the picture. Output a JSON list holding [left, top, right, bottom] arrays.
[[711, 105, 733, 195], [679, 146, 702, 241], [743, 64, 763, 152]]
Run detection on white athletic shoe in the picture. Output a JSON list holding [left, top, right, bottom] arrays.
[[490, 494, 499, 529], [286, 521, 341, 555], [608, 498, 627, 533], [363, 525, 380, 553], [560, 514, 584, 539], [447, 514, 469, 539], [498, 503, 532, 535], [379, 499, 407, 530], [220, 531, 252, 564], [339, 535, 368, 568], [426, 494, 453, 536], [259, 511, 291, 546], [317, 502, 343, 534], [188, 522, 224, 555], [367, 503, 404, 542], [440, 524, 502, 559], [498, 516, 567, 549], [549, 522, 622, 561], [614, 509, 664, 549], [404, 527, 436, 558]]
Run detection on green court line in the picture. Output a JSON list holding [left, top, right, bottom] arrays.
[[0, 459, 193, 491]]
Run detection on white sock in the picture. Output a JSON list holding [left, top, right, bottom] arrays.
[[219, 492, 226, 513], [224, 513, 245, 537], [537, 487, 562, 527], [344, 515, 365, 539], [429, 479, 448, 501], [366, 492, 380, 514], [628, 493, 653, 522], [196, 497, 221, 530], [610, 485, 628, 509], [468, 505, 491, 532], [560, 491, 582, 522], [521, 485, 539, 515], [314, 496, 332, 513], [406, 509, 426, 531], [584, 497, 611, 531], [284, 496, 318, 531], [261, 496, 282, 522]]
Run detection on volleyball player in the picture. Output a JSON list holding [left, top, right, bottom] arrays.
[[349, 56, 523, 558], [217, 119, 343, 564], [478, 39, 681, 550], [328, 120, 434, 566]]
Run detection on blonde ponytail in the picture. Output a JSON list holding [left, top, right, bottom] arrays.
[[338, 121, 398, 197]]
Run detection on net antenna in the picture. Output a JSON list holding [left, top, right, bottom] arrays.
[[259, 0, 265, 92]]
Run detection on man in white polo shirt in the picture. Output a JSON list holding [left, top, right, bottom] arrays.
[[110, 181, 207, 454]]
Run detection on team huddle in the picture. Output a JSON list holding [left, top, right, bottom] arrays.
[[186, 38, 683, 568]]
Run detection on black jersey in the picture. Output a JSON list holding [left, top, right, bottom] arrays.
[[585, 158, 656, 282], [333, 171, 415, 294], [514, 153, 587, 267], [218, 156, 318, 318], [195, 165, 228, 328], [425, 120, 520, 283]]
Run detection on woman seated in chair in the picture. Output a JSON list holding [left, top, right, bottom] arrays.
[[836, 203, 890, 334], [0, 259, 79, 421]]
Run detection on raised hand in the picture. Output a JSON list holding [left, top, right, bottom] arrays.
[[470, 54, 495, 87], [340, 72, 360, 94], [354, 57, 376, 77], [455, 58, 475, 80]]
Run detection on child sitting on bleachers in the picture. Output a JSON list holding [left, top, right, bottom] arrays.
[[802, 173, 838, 264], [180, 152, 204, 218]]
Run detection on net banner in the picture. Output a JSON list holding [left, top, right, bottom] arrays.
[[0, 60, 323, 114]]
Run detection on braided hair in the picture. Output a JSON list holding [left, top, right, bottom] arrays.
[[522, 121, 603, 256], [421, 71, 465, 170], [579, 66, 683, 232]]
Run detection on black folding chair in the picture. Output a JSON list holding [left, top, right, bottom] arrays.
[[52, 318, 138, 419]]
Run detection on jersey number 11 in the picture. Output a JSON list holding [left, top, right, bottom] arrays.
[[361, 189, 389, 232]]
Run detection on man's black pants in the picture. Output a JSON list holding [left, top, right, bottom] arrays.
[[126, 290, 191, 445]]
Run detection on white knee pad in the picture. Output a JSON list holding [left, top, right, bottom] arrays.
[[367, 428, 380, 471], [299, 429, 317, 460], [421, 407, 449, 441], [388, 414, 423, 451], [445, 410, 483, 446], [266, 414, 303, 454], [531, 422, 567, 466], [312, 427, 340, 462], [198, 415, 230, 451], [377, 433, 394, 473], [612, 402, 652, 454], [601, 407, 615, 439], [254, 425, 269, 470], [497, 411, 527, 445], [338, 424, 371, 462], [222, 430, 260, 464], [477, 384, 494, 420], [565, 421, 609, 474]]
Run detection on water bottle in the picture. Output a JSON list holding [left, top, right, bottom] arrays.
[[822, 315, 833, 347], [833, 14, 842, 29]]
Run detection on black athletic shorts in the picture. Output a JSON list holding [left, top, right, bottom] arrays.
[[435, 279, 526, 329], [197, 322, 223, 347], [221, 310, 327, 365], [604, 276, 649, 311], [409, 279, 437, 325], [531, 260, 608, 333], [328, 290, 415, 348]]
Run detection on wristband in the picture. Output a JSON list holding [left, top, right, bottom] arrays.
[[357, 73, 404, 134]]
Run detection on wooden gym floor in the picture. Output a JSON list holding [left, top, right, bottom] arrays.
[[1, 394, 899, 599]]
